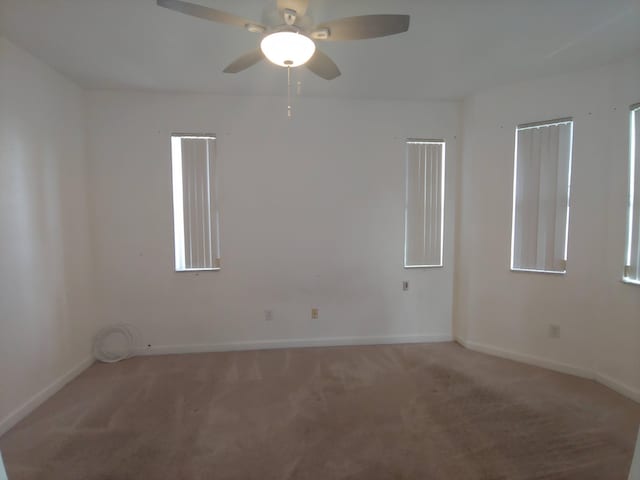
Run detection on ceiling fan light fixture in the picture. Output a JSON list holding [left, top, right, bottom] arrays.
[[260, 30, 316, 67]]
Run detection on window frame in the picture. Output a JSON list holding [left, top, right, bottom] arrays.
[[510, 118, 574, 275], [170, 133, 221, 273], [623, 104, 640, 285], [403, 138, 446, 269]]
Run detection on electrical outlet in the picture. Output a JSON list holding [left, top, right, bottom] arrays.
[[311, 308, 319, 319], [548, 324, 560, 339], [402, 281, 409, 291], [264, 310, 273, 321]]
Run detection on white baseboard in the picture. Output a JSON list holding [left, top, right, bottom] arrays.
[[455, 338, 592, 379], [2, 336, 635, 441], [594, 372, 640, 404], [0, 357, 94, 437], [456, 337, 640, 404], [134, 333, 453, 356]]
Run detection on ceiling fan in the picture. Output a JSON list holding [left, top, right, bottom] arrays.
[[157, 0, 410, 80]]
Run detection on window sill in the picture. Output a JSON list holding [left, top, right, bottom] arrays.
[[404, 264, 444, 269], [510, 268, 566, 275], [175, 268, 221, 273]]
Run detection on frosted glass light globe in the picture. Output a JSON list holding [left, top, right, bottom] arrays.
[[260, 31, 316, 67]]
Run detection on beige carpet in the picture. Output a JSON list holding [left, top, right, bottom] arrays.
[[1, 342, 639, 480]]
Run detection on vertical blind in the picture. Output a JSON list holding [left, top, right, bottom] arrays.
[[625, 106, 640, 283], [405, 140, 445, 267], [171, 135, 220, 271], [512, 120, 573, 272]]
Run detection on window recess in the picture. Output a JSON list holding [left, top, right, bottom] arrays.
[[171, 134, 221, 272], [511, 119, 573, 274], [404, 139, 446, 268], [624, 105, 640, 284]]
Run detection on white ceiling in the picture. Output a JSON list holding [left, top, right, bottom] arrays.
[[1, 0, 639, 101]]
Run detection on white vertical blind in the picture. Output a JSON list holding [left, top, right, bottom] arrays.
[[171, 135, 220, 271], [405, 140, 445, 267], [624, 106, 640, 283], [511, 120, 573, 273]]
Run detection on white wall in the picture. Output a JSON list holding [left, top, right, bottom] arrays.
[[3, 30, 635, 440], [455, 54, 640, 398], [87, 91, 461, 351], [0, 37, 96, 432]]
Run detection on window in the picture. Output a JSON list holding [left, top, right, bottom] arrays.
[[624, 104, 640, 284], [404, 139, 445, 268], [171, 134, 220, 271], [511, 119, 573, 273]]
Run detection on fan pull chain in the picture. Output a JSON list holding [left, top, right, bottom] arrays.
[[287, 64, 292, 119]]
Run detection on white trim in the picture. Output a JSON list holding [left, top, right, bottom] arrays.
[[137, 335, 639, 403], [511, 119, 573, 272], [171, 134, 220, 272], [0, 357, 94, 437], [510, 126, 519, 270], [564, 121, 574, 262], [624, 105, 638, 284], [510, 267, 566, 275], [175, 267, 221, 273], [629, 427, 640, 480], [517, 118, 573, 131], [406, 139, 444, 145], [404, 140, 446, 268], [594, 372, 640, 404], [173, 135, 217, 140], [404, 264, 444, 269], [456, 337, 640, 404], [134, 334, 453, 356], [455, 338, 591, 378]]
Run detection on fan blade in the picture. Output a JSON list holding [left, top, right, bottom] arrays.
[[305, 50, 341, 80], [157, 0, 264, 30], [315, 15, 410, 41], [277, 0, 308, 16], [223, 50, 265, 73]]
